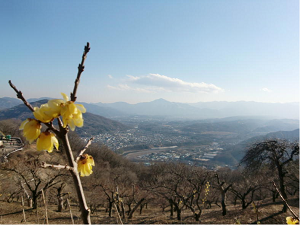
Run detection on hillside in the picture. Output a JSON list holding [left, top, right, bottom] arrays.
[[225, 129, 300, 164], [80, 102, 127, 118], [0, 100, 129, 137], [0, 97, 21, 110], [75, 112, 129, 136]]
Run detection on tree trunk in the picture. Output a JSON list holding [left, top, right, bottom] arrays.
[[221, 192, 226, 216], [176, 208, 181, 220], [174, 204, 181, 220], [32, 192, 38, 209], [57, 184, 65, 212], [169, 200, 174, 217], [27, 198, 33, 208], [108, 201, 113, 217], [194, 212, 201, 221], [139, 203, 144, 215], [120, 202, 125, 219], [128, 198, 145, 219], [241, 197, 246, 209], [277, 165, 288, 212]]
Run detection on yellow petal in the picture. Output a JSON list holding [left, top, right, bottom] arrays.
[[76, 104, 86, 113], [78, 154, 95, 177], [61, 93, 69, 102], [48, 99, 64, 112], [286, 217, 299, 224], [36, 132, 57, 153], [22, 119, 41, 143], [68, 102, 77, 114], [51, 135, 59, 150], [68, 119, 76, 131], [19, 119, 29, 130], [33, 104, 54, 123]]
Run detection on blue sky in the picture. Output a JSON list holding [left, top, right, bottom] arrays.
[[1, 0, 299, 104]]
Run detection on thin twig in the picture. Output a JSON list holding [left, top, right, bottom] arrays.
[[21, 196, 27, 223], [273, 181, 299, 220], [9, 80, 35, 112], [76, 137, 94, 163], [8, 81, 61, 134], [114, 202, 123, 225], [67, 194, 75, 225], [41, 189, 49, 225], [71, 42, 90, 102], [41, 162, 74, 172]]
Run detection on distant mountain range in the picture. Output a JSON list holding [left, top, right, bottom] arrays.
[[97, 99, 299, 120], [0, 97, 299, 120], [0, 99, 129, 137], [0, 97, 22, 110]]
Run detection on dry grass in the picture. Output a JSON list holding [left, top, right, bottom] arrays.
[[0, 197, 298, 224]]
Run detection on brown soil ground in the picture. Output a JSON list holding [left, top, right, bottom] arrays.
[[0, 197, 298, 224]]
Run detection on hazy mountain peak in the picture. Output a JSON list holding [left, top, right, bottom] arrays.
[[152, 98, 170, 103]]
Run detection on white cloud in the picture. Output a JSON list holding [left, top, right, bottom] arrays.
[[108, 74, 113, 79], [107, 84, 152, 93], [126, 73, 223, 93], [261, 87, 272, 93]]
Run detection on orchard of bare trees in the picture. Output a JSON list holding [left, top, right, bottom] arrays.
[[0, 119, 299, 223]]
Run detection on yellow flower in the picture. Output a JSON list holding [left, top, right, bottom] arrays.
[[60, 93, 86, 131], [77, 154, 95, 177], [19, 119, 41, 143], [33, 103, 60, 123], [36, 131, 59, 153], [47, 98, 64, 113], [286, 217, 299, 224]]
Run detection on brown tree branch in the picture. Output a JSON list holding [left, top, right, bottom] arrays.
[[9, 43, 92, 224], [8, 80, 35, 112], [273, 181, 299, 220], [8, 81, 61, 135], [76, 137, 94, 163], [71, 42, 90, 102], [41, 162, 74, 172]]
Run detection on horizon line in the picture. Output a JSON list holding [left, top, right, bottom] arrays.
[[2, 96, 299, 105]]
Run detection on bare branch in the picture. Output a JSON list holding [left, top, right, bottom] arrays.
[[9, 80, 35, 112], [76, 137, 94, 163], [71, 42, 90, 102], [41, 162, 74, 172], [273, 181, 299, 220], [8, 81, 61, 135]]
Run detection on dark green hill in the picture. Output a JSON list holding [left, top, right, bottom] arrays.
[[0, 100, 129, 137]]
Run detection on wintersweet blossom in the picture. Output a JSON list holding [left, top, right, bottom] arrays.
[[286, 217, 299, 224], [33, 103, 60, 123], [36, 131, 59, 153], [77, 154, 95, 177], [60, 93, 86, 131], [19, 119, 41, 143]]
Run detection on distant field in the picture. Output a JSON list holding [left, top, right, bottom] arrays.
[[122, 146, 179, 161], [200, 131, 236, 135]]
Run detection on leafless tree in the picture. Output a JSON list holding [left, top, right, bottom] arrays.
[[229, 170, 260, 209], [240, 139, 299, 212], [213, 168, 233, 216], [4, 156, 67, 209]]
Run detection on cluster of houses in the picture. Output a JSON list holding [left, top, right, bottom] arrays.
[[137, 143, 224, 163], [91, 129, 189, 151]]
